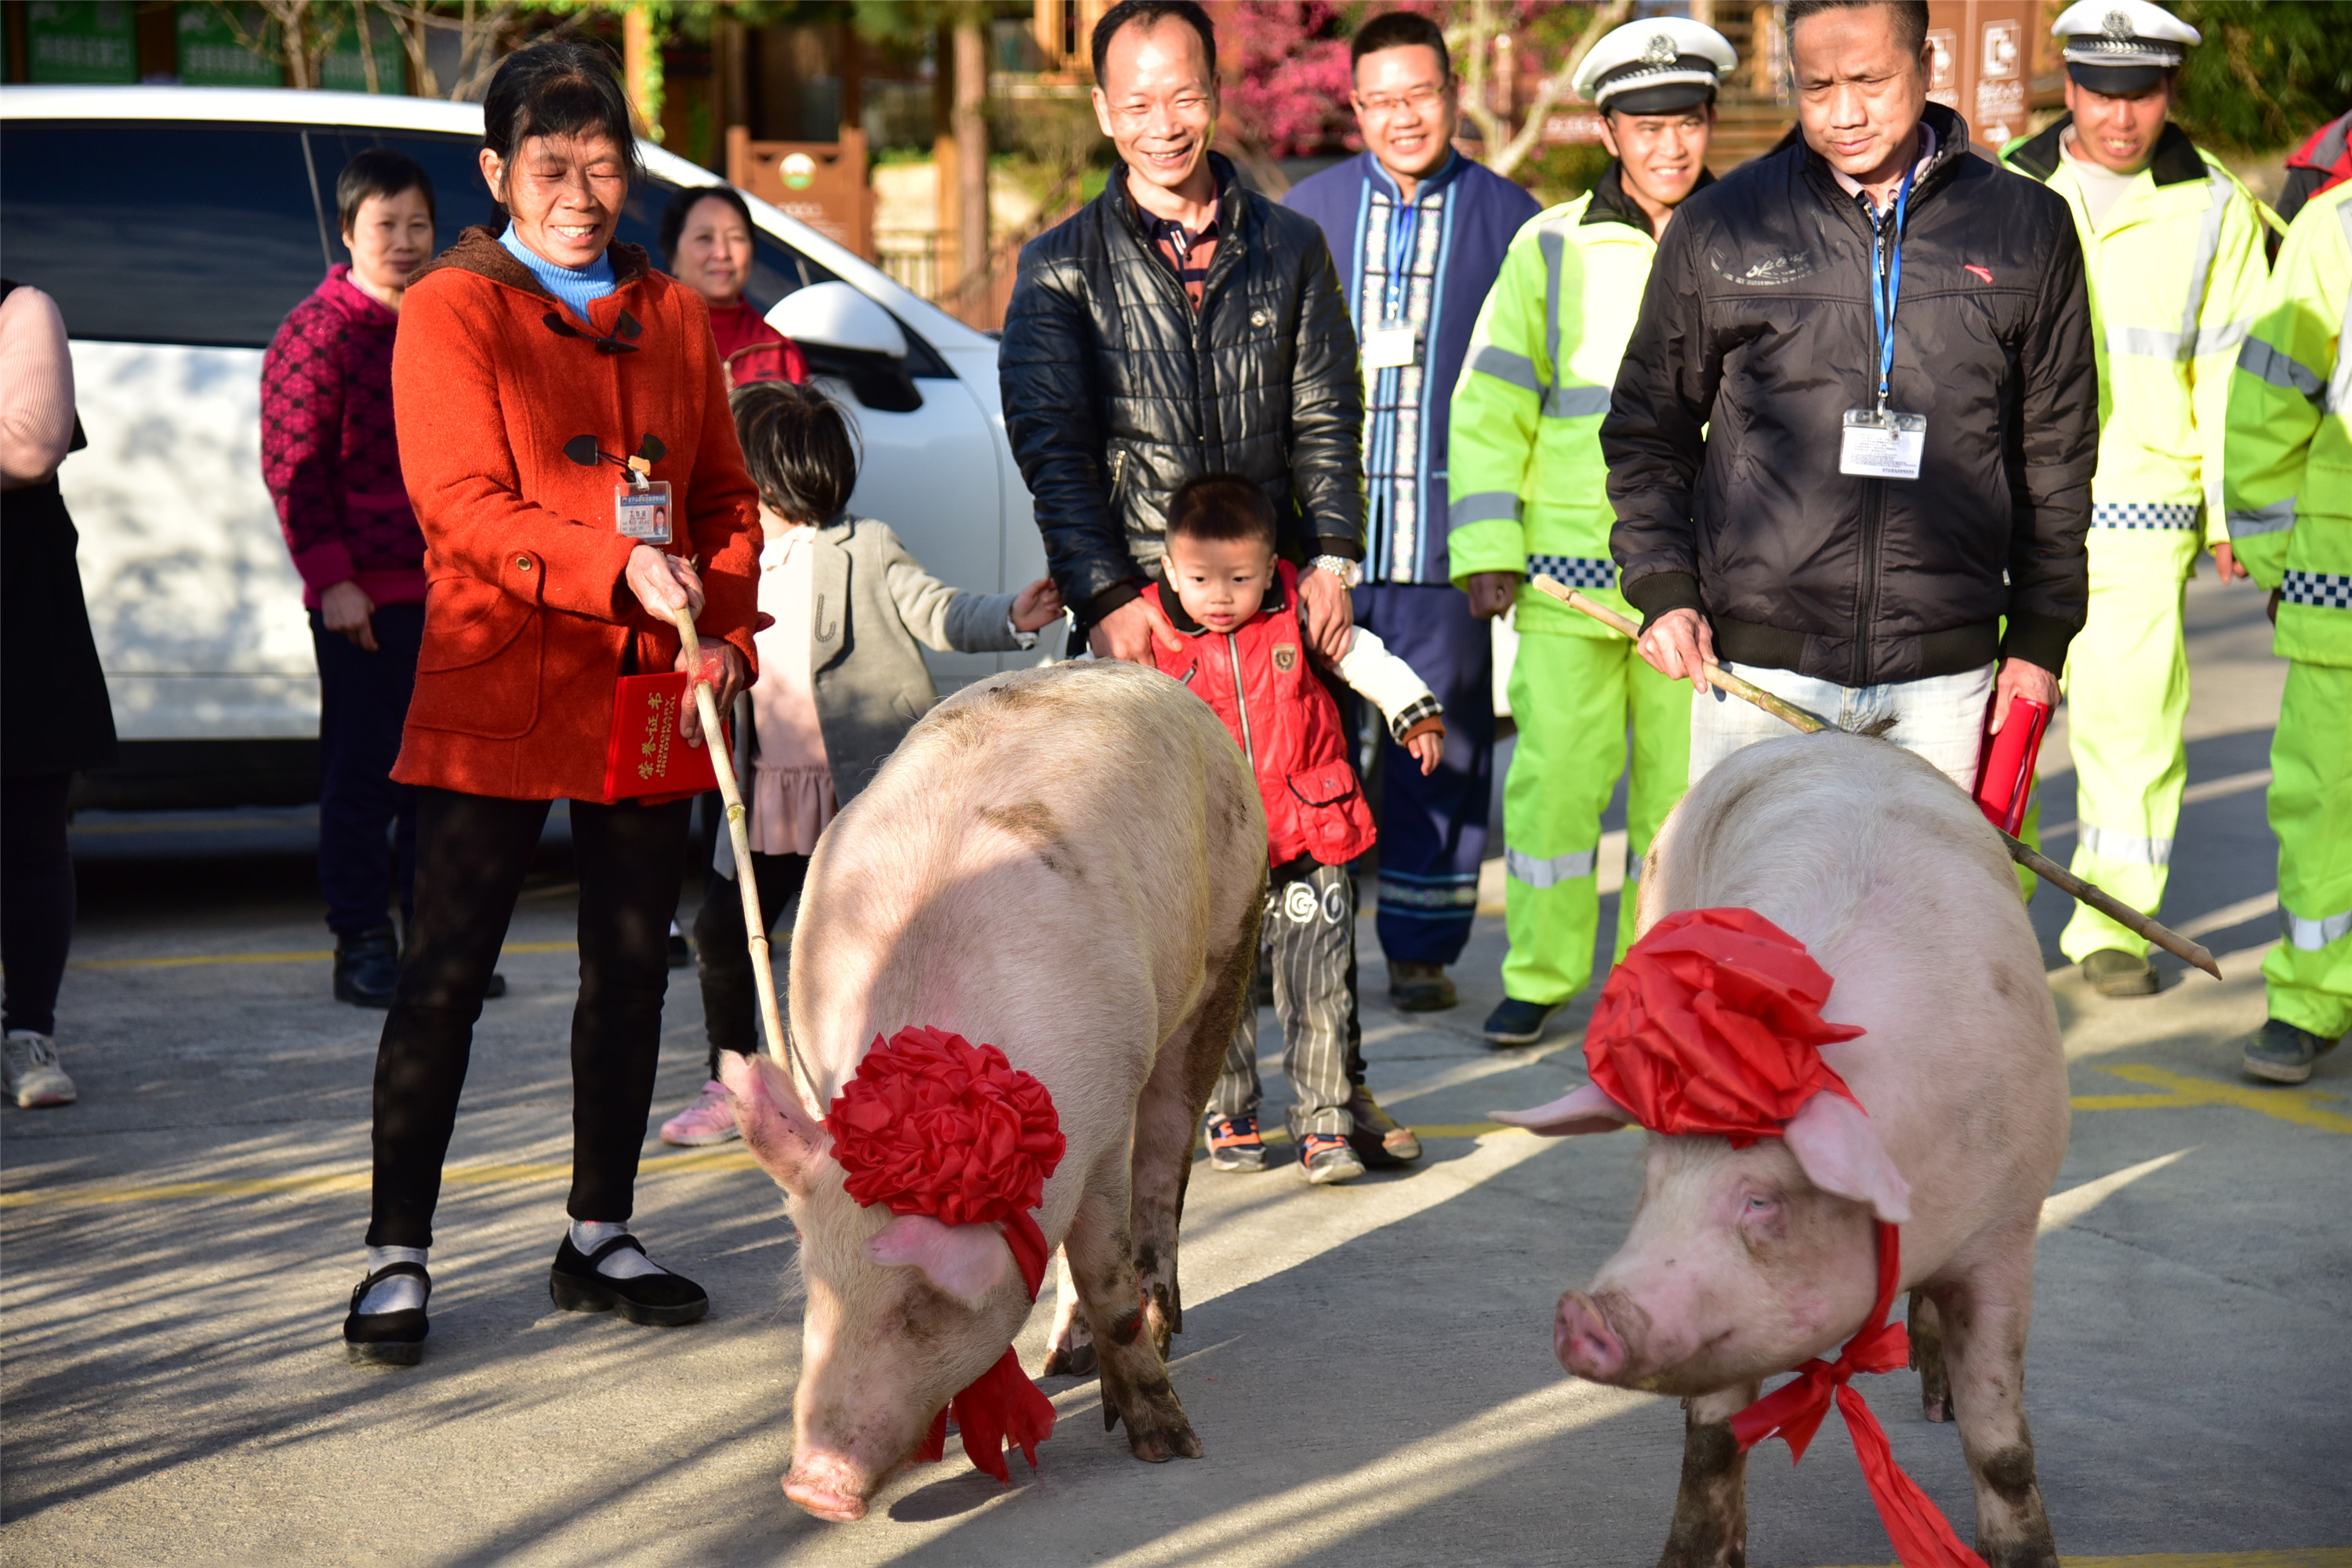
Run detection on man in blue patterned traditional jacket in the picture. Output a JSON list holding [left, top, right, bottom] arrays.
[[1287, 9, 1538, 1012]]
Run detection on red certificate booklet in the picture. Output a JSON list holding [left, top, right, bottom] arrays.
[[604, 672, 723, 803]]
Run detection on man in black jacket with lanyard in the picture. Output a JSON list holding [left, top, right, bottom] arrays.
[[1606, 0, 2096, 792], [1000, 0, 1364, 666]]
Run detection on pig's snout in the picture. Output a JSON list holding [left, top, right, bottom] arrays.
[[783, 1451, 871, 1523], [1556, 1290, 1628, 1384]]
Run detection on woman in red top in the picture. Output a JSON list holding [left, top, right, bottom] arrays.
[[659, 184, 807, 388], [342, 38, 762, 1368]]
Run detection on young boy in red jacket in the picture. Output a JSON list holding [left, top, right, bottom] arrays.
[[1143, 475, 1446, 1184]]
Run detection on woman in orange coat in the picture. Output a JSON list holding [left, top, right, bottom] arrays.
[[343, 38, 761, 1367]]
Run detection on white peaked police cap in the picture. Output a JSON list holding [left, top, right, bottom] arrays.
[[2051, 0, 2199, 93], [1573, 17, 1737, 116]]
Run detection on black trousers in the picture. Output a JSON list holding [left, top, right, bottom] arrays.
[[691, 850, 808, 1080], [1, 772, 75, 1037], [368, 786, 691, 1248], [310, 603, 423, 939]]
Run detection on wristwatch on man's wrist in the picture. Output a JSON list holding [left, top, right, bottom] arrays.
[[1007, 617, 1038, 651], [1308, 554, 1363, 589]]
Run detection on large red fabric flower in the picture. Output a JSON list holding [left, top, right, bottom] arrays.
[[829, 1026, 1066, 1486], [828, 1025, 1065, 1226], [1584, 907, 1867, 1145]]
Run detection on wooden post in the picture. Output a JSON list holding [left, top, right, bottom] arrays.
[[622, 4, 658, 139], [934, 23, 960, 291], [954, 9, 989, 294]]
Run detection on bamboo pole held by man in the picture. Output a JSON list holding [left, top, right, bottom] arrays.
[[1526, 575, 2222, 980]]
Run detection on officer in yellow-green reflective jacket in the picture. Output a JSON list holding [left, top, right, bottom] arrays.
[[2001, 0, 2278, 998], [1445, 17, 1734, 1047], [2225, 175, 2352, 1085]]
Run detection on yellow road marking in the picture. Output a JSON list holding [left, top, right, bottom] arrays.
[[12, 1071, 2342, 1211], [2085, 1065, 2352, 1134], [74, 940, 579, 971]]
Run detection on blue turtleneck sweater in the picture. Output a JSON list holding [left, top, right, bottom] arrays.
[[499, 223, 616, 318]]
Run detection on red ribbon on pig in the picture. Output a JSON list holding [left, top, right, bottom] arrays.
[[1583, 906, 1867, 1144], [1590, 910, 1972, 1568], [828, 1025, 1065, 1485], [1730, 1225, 1977, 1568]]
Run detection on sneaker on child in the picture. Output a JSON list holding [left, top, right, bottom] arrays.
[[660, 1080, 742, 1145], [1205, 1112, 1267, 1172], [2, 1030, 76, 1108]]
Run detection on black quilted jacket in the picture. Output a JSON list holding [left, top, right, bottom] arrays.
[[999, 155, 1365, 623], [1604, 103, 2096, 684]]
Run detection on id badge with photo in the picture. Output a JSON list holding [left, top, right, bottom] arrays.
[[1363, 324, 1421, 369], [1839, 409, 1926, 481], [615, 480, 673, 543]]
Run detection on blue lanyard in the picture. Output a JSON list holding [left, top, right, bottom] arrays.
[[1383, 191, 1421, 327], [1869, 158, 1915, 413]]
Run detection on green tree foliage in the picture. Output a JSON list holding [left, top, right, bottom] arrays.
[[2169, 1, 2352, 154]]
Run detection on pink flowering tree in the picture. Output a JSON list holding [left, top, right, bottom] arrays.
[[1211, 2, 1356, 192]]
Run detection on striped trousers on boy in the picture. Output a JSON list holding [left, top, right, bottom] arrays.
[[1212, 859, 1356, 1140]]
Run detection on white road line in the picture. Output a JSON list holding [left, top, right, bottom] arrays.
[[2038, 1148, 2194, 1236], [2174, 891, 2278, 940]]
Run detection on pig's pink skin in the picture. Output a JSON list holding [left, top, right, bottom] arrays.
[[728, 662, 1267, 1519], [1555, 731, 2070, 1563]]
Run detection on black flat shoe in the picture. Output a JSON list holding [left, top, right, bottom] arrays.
[[343, 1261, 430, 1367], [550, 1233, 710, 1327]]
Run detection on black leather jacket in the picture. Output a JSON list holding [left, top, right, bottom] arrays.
[[1000, 155, 1364, 622], [1605, 103, 2096, 684]]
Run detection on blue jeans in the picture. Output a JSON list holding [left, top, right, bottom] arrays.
[[311, 601, 425, 939]]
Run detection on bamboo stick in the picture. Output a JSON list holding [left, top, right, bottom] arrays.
[[1525, 575, 2222, 980], [672, 606, 823, 1105]]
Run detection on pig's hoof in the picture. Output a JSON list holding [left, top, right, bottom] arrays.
[[1125, 1416, 1202, 1463], [1044, 1342, 1098, 1377], [1922, 1392, 1953, 1423]]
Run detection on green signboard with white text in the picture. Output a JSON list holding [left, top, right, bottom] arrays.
[[26, 2, 136, 85]]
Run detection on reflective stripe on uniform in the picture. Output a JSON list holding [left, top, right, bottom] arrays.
[[2078, 823, 2175, 866], [2238, 335, 2329, 406], [1538, 224, 1566, 414], [2092, 502, 2201, 529], [1544, 383, 1612, 419], [1469, 343, 1541, 392], [2110, 324, 2189, 358], [2281, 903, 2352, 951], [1450, 490, 1521, 529], [1505, 844, 1598, 887], [2332, 201, 2352, 419], [2177, 167, 2235, 359], [2228, 495, 2298, 536], [1527, 554, 1614, 589]]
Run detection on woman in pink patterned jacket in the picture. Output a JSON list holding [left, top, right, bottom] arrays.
[[263, 149, 498, 1010]]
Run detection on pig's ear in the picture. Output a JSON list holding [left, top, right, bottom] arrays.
[[1490, 1082, 1636, 1137], [721, 1051, 831, 1196], [1785, 1091, 1912, 1223], [867, 1214, 1014, 1310]]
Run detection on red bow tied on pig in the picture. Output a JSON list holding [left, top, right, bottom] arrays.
[[1553, 909, 1972, 1568], [827, 1025, 1066, 1483], [1730, 1221, 1977, 1568]]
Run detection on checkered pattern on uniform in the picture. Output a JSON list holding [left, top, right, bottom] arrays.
[[1527, 554, 1616, 590], [2091, 502, 2201, 530], [2281, 570, 2352, 609]]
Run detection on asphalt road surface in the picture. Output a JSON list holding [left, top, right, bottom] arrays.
[[4, 573, 2346, 1568]]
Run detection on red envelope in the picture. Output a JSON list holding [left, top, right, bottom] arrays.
[[604, 672, 723, 804]]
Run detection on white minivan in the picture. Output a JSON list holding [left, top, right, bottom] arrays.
[[0, 85, 1045, 810]]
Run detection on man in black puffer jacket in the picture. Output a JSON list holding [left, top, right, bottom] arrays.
[[1606, 0, 2096, 794], [1000, 0, 1364, 664]]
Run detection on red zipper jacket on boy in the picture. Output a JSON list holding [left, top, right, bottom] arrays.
[[1143, 561, 1376, 868]]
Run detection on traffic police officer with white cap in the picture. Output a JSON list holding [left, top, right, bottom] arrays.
[[1446, 16, 1736, 1045], [2001, 0, 2278, 996]]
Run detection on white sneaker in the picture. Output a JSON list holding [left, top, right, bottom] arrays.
[[3, 1030, 78, 1108]]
